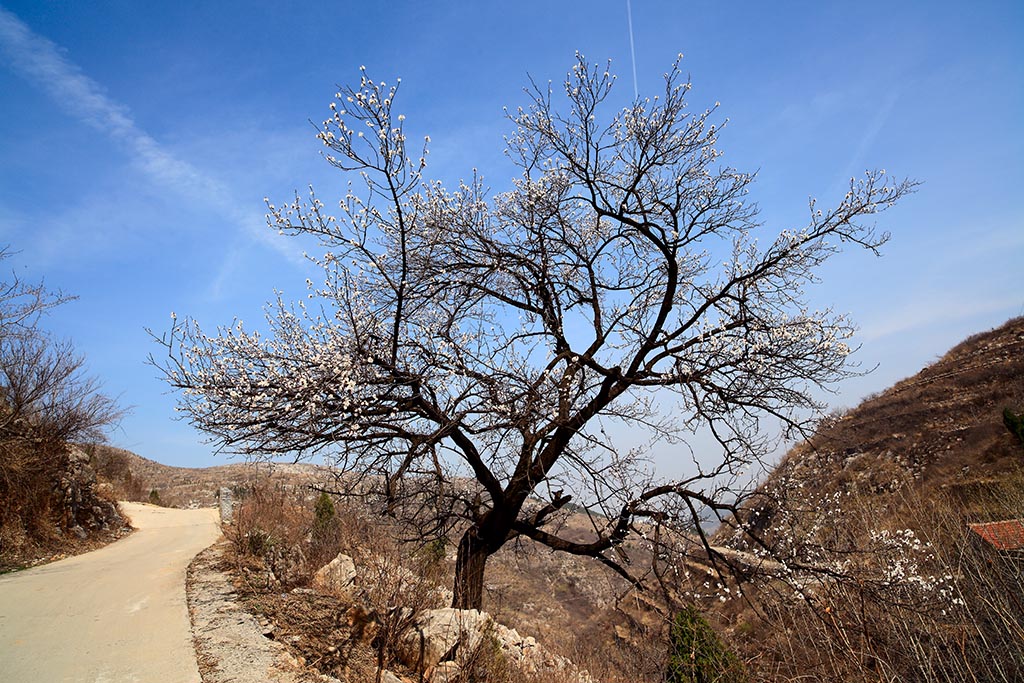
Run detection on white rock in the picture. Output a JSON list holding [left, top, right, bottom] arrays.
[[311, 553, 357, 598], [431, 661, 461, 683], [397, 608, 493, 670], [377, 669, 404, 683]]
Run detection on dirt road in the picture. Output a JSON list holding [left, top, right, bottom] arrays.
[[0, 502, 221, 683]]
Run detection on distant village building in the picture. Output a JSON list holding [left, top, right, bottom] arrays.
[[968, 519, 1024, 553]]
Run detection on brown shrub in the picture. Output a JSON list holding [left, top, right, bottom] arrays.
[[1, 258, 123, 567], [229, 481, 315, 587]]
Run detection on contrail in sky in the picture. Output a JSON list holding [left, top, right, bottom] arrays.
[[0, 6, 209, 196], [626, 0, 639, 100], [0, 6, 298, 268]]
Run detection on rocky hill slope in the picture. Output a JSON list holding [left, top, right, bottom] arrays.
[[762, 315, 1023, 518]]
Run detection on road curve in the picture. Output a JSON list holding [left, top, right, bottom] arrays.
[[0, 502, 221, 683]]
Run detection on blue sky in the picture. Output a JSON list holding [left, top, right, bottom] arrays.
[[0, 1, 1021, 470]]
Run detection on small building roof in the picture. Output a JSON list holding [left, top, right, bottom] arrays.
[[969, 519, 1024, 551]]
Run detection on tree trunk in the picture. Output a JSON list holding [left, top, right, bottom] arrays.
[[452, 526, 490, 610]]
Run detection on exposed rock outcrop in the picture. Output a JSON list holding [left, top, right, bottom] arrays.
[[396, 607, 494, 671], [58, 445, 125, 533], [312, 552, 357, 599]]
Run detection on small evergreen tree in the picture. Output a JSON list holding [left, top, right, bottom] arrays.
[[1003, 407, 1024, 448], [148, 488, 162, 506], [666, 606, 747, 683], [314, 491, 336, 528]]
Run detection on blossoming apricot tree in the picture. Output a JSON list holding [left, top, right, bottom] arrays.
[[155, 55, 914, 609]]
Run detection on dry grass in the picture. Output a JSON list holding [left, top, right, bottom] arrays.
[[226, 468, 1005, 683], [671, 317, 1024, 681], [709, 471, 1024, 682], [227, 482, 445, 681], [808, 316, 1024, 488]]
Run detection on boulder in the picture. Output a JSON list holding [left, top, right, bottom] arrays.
[[376, 670, 405, 683], [312, 553, 357, 598], [431, 661, 461, 683], [397, 608, 493, 670]]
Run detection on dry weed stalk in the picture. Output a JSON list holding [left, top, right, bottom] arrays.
[[722, 472, 1024, 682]]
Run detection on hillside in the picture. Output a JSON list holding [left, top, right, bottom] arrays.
[[89, 444, 329, 508], [763, 315, 1023, 514], [710, 316, 1024, 681]]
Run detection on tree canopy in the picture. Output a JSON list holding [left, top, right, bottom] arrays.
[[157, 55, 914, 609]]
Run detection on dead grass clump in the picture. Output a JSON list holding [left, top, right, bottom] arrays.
[[0, 446, 60, 563], [357, 549, 448, 676], [566, 620, 667, 683]]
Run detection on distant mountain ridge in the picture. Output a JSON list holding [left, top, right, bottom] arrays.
[[88, 444, 328, 507]]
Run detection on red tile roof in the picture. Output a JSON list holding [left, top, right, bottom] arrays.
[[969, 519, 1024, 551]]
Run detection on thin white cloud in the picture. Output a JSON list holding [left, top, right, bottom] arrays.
[[858, 292, 1021, 344], [0, 7, 208, 195], [0, 6, 299, 270], [832, 89, 900, 197], [207, 245, 244, 302]]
